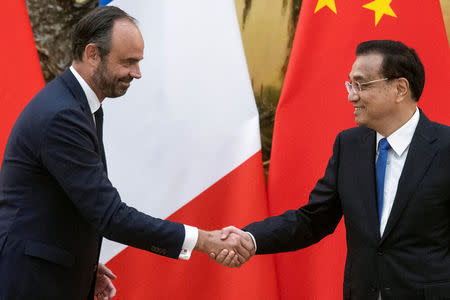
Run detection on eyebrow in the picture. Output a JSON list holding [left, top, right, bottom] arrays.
[[122, 58, 141, 63], [349, 74, 366, 81]]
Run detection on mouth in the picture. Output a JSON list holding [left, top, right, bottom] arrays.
[[120, 80, 131, 88], [353, 106, 364, 116]]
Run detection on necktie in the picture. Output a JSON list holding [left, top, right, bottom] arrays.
[[94, 106, 107, 172], [376, 138, 391, 224]]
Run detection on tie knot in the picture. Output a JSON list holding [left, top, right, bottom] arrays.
[[378, 138, 391, 151]]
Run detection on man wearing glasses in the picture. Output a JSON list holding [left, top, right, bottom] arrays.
[[214, 40, 450, 300]]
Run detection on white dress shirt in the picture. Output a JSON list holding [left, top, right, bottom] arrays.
[[376, 107, 419, 236], [70, 66, 198, 260]]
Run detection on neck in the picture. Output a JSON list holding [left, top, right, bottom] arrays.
[[376, 104, 416, 137], [72, 61, 105, 102]]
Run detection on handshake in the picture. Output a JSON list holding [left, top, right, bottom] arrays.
[[194, 226, 255, 268]]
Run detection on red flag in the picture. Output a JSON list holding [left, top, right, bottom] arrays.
[[268, 0, 450, 299], [0, 1, 44, 163]]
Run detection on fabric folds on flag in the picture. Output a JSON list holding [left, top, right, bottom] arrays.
[[0, 1, 44, 164], [268, 0, 450, 299], [100, 0, 278, 299]]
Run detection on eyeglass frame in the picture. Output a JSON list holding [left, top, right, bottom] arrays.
[[345, 78, 390, 94]]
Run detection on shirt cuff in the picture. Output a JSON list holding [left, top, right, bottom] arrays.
[[245, 231, 257, 253], [178, 225, 198, 260]]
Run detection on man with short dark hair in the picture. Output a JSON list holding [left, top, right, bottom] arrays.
[[0, 6, 252, 300], [216, 40, 450, 299]]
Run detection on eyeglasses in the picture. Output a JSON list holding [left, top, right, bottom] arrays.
[[345, 78, 389, 94]]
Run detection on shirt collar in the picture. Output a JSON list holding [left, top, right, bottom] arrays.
[[376, 107, 420, 157], [70, 66, 101, 114]]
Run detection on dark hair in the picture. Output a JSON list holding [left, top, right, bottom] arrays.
[[72, 6, 136, 61], [356, 40, 425, 102]]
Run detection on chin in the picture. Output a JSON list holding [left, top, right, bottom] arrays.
[[354, 118, 367, 127], [110, 89, 128, 98]]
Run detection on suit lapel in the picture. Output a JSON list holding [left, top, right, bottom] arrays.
[[60, 69, 96, 130], [380, 112, 438, 244], [59, 69, 107, 170], [355, 130, 381, 240]]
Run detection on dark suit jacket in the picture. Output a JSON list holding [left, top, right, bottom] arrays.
[[0, 69, 184, 300], [244, 111, 450, 300]]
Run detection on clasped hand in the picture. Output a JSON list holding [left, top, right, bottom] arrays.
[[196, 226, 255, 268]]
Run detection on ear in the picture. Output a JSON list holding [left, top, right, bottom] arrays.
[[83, 43, 101, 66], [395, 77, 409, 102]]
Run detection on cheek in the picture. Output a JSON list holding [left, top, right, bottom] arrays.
[[107, 63, 127, 79], [116, 69, 131, 80], [367, 99, 392, 119]]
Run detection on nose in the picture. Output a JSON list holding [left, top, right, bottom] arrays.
[[130, 64, 142, 79], [348, 90, 359, 103]]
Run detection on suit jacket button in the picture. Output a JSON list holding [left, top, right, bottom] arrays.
[[377, 251, 384, 256]]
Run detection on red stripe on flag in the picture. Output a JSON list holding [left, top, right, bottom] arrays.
[[107, 151, 279, 300], [0, 2, 44, 163]]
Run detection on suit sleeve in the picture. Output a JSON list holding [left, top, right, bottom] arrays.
[[40, 109, 184, 259], [243, 133, 343, 254]]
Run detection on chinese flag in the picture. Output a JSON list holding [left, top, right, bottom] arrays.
[[0, 1, 44, 163], [268, 0, 450, 299]]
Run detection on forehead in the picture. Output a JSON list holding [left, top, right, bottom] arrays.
[[109, 19, 144, 59], [349, 53, 384, 81]]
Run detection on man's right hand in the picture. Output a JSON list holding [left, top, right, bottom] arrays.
[[208, 226, 256, 268], [194, 228, 254, 268]]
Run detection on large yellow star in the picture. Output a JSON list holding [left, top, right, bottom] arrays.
[[314, 0, 337, 14], [363, 0, 397, 26]]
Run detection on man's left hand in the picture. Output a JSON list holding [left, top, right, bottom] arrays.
[[95, 263, 117, 300]]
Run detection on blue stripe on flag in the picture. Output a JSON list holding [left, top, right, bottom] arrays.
[[99, 0, 113, 6]]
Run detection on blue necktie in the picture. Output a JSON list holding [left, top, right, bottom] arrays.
[[376, 138, 391, 224]]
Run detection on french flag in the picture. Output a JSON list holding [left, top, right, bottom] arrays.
[[99, 0, 277, 299]]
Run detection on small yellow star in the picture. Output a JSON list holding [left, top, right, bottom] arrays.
[[363, 0, 397, 26], [314, 0, 337, 14]]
